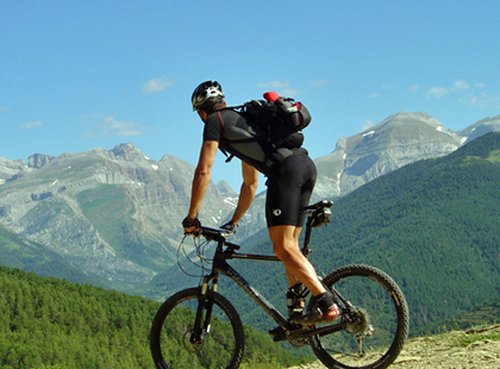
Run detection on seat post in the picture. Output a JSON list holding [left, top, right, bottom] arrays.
[[301, 218, 313, 257]]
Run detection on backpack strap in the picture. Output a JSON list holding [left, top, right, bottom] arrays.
[[215, 111, 235, 163]]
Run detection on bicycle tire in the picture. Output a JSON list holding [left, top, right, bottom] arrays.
[[310, 264, 409, 369], [150, 287, 245, 369]]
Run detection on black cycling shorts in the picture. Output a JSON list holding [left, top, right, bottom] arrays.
[[265, 150, 317, 227]]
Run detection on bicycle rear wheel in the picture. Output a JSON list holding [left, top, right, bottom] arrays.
[[310, 264, 409, 369], [150, 287, 245, 369]]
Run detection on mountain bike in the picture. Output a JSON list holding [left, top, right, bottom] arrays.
[[150, 200, 409, 369]]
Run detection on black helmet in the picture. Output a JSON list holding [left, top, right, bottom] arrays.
[[191, 80, 224, 111]]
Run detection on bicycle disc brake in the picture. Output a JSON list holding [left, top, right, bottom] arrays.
[[183, 327, 208, 352]]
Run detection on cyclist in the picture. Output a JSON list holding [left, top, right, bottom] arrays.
[[182, 80, 339, 324]]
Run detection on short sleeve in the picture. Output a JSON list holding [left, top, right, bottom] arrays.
[[202, 113, 222, 142]]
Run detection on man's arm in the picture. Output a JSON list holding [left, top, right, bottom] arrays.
[[187, 140, 219, 220], [229, 161, 259, 225]]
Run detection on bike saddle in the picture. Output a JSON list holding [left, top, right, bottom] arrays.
[[304, 200, 333, 227]]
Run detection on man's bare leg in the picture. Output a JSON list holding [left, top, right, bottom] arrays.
[[268, 225, 326, 296]]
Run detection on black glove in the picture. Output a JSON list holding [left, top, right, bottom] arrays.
[[220, 221, 238, 233], [182, 216, 201, 231]]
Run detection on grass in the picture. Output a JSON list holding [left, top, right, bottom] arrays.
[[456, 326, 500, 347]]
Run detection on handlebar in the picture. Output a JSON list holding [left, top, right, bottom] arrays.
[[196, 226, 234, 241]]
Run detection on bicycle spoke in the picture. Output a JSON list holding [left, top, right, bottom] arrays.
[[150, 288, 244, 369], [311, 265, 409, 369]]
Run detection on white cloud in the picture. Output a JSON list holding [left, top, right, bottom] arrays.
[[460, 92, 500, 109], [142, 78, 173, 93], [310, 79, 331, 88], [426, 86, 449, 99], [427, 79, 471, 98], [368, 83, 399, 99], [381, 84, 398, 91], [257, 81, 299, 96], [408, 84, 420, 92], [257, 80, 289, 89], [452, 80, 470, 91], [280, 87, 300, 96], [20, 120, 45, 129], [426, 79, 496, 106], [85, 116, 141, 138], [103, 117, 141, 136]]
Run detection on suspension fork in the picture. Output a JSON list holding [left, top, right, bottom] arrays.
[[190, 272, 219, 344]]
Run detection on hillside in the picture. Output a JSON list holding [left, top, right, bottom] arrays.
[[0, 224, 102, 286], [288, 324, 500, 369], [0, 265, 306, 369], [206, 132, 500, 335], [314, 131, 500, 334]]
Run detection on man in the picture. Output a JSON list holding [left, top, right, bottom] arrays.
[[182, 80, 338, 324]]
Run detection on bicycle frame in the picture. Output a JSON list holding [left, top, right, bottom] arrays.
[[192, 233, 348, 343], [188, 200, 349, 343], [203, 241, 289, 327]]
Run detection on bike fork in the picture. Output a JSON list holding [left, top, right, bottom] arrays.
[[191, 275, 217, 344]]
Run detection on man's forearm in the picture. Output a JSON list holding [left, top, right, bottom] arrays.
[[187, 140, 218, 220], [231, 181, 257, 224], [188, 168, 211, 219]]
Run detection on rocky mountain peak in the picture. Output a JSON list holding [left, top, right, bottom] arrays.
[[383, 111, 441, 126], [364, 111, 458, 141], [460, 115, 500, 144], [313, 112, 465, 199], [110, 143, 146, 161], [28, 153, 55, 169], [0, 157, 27, 183]]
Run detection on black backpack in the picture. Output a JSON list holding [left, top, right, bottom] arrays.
[[224, 92, 312, 165]]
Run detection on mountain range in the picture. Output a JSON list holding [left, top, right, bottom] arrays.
[[0, 145, 236, 293], [0, 112, 499, 296]]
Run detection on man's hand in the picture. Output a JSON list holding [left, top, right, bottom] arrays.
[[220, 221, 238, 233], [182, 216, 201, 235]]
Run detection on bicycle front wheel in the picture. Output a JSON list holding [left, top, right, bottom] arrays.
[[150, 287, 245, 369], [311, 264, 409, 369]]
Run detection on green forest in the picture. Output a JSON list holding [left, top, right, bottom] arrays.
[[0, 266, 305, 369]]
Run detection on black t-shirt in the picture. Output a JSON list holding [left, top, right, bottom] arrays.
[[202, 111, 223, 142], [202, 109, 271, 174], [201, 108, 305, 176]]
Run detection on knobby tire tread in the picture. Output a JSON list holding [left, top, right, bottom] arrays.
[[150, 287, 245, 369]]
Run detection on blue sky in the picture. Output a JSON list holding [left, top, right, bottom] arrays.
[[1, 1, 499, 190]]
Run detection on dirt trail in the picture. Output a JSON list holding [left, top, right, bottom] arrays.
[[288, 324, 500, 369]]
